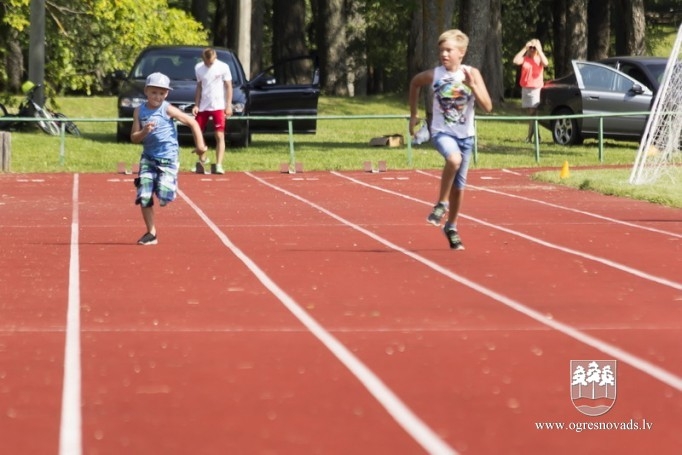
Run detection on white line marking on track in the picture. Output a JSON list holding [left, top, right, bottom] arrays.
[[324, 171, 682, 392], [59, 174, 82, 455], [419, 169, 681, 239], [469, 184, 682, 239], [340, 172, 682, 291], [178, 184, 457, 455]]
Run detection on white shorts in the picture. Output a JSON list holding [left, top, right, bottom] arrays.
[[521, 87, 541, 108]]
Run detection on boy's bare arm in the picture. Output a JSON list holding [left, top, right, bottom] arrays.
[[408, 70, 433, 135], [464, 67, 493, 113], [130, 108, 151, 144], [224, 80, 233, 116], [167, 105, 208, 154]]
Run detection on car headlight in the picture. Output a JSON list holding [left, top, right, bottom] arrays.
[[176, 103, 194, 113], [119, 97, 146, 109]]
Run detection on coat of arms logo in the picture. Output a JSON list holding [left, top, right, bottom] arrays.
[[570, 360, 617, 416]]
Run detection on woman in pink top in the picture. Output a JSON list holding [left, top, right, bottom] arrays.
[[513, 39, 549, 142]]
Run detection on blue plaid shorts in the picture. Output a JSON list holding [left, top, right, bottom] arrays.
[[135, 156, 179, 208]]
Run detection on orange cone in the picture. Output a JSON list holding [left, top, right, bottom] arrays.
[[560, 160, 570, 179]]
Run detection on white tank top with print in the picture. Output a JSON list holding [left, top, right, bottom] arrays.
[[430, 65, 476, 138]]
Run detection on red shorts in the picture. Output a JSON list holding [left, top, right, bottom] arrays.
[[195, 110, 226, 132]]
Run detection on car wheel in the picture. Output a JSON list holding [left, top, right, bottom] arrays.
[[551, 108, 583, 146]]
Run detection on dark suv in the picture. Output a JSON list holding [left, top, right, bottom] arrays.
[[114, 45, 320, 146]]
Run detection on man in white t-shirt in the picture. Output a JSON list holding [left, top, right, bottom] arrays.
[[192, 48, 233, 174]]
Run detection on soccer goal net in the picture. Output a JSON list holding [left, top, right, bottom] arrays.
[[629, 23, 682, 185]]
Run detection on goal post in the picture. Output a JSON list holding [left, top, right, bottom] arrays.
[[629, 22, 682, 185]]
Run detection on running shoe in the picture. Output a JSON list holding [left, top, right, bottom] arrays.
[[137, 232, 158, 246], [443, 226, 465, 250], [214, 164, 225, 175], [427, 202, 447, 226]]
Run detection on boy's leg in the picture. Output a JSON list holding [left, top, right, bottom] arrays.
[[135, 157, 159, 245], [212, 110, 227, 173], [438, 155, 460, 202], [427, 133, 461, 225], [442, 136, 473, 250], [215, 130, 225, 168], [141, 206, 155, 236], [137, 206, 158, 245], [445, 187, 464, 226], [156, 159, 179, 207]]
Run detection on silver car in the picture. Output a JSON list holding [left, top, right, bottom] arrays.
[[538, 57, 667, 145]]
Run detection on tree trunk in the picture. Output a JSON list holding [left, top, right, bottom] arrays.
[[563, 0, 588, 72], [0, 2, 23, 93], [587, 0, 610, 60], [213, 0, 230, 48], [272, 0, 308, 62], [459, 0, 491, 70], [191, 0, 210, 30], [237, 0, 252, 78], [250, 0, 266, 78], [272, 0, 309, 83], [4, 34, 23, 93], [552, 0, 568, 78], [316, 0, 348, 95], [620, 0, 646, 55], [345, 1, 367, 96], [482, 0, 504, 104], [409, 0, 456, 123]]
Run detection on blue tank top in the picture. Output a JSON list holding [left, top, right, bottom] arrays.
[[138, 101, 178, 160]]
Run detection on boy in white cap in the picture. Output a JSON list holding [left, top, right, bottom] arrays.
[[131, 72, 208, 245]]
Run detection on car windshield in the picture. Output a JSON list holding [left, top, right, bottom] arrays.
[[130, 49, 243, 86]]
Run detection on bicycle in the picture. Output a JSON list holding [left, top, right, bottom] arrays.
[[51, 111, 81, 137], [0, 82, 80, 136]]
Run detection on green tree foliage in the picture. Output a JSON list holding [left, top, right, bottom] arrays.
[[1, 0, 208, 94]]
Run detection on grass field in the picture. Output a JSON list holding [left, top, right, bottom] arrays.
[[1, 94, 681, 208]]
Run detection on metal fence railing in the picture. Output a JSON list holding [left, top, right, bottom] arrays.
[[1, 110, 652, 167]]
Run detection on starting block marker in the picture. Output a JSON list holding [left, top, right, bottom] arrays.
[[118, 162, 141, 174], [195, 161, 210, 174], [279, 162, 304, 174], [363, 161, 388, 173], [116, 162, 129, 174]]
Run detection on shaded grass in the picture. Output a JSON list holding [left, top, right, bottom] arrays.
[[533, 168, 682, 209]]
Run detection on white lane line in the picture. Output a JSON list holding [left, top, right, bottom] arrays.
[[336, 172, 682, 291], [279, 171, 682, 391], [418, 169, 682, 238], [59, 173, 82, 455], [178, 186, 457, 455], [470, 183, 682, 238]]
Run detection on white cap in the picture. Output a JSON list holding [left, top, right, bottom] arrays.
[[145, 72, 172, 90]]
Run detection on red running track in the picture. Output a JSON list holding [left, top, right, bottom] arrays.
[[0, 168, 680, 454]]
